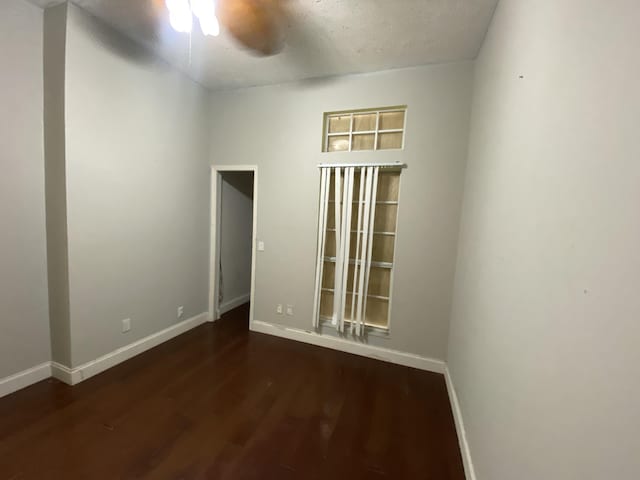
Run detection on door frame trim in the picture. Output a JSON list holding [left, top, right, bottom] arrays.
[[209, 165, 258, 328]]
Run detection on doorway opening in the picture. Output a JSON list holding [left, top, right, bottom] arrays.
[[209, 166, 257, 327]]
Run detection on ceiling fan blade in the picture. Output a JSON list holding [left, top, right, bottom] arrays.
[[217, 0, 286, 56]]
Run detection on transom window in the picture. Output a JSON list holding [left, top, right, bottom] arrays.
[[323, 106, 407, 153]]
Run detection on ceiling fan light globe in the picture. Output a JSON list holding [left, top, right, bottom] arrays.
[[166, 0, 189, 15], [199, 15, 220, 37], [165, 0, 178, 14], [167, 0, 193, 33], [191, 0, 213, 17], [169, 12, 193, 33]]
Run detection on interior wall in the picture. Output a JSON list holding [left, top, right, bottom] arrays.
[[0, 0, 51, 378], [448, 1, 640, 479], [43, 2, 71, 367], [63, 4, 212, 367], [219, 172, 254, 313], [209, 63, 473, 359]]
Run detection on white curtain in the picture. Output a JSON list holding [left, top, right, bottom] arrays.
[[312, 166, 379, 336]]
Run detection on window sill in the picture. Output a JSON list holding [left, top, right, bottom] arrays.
[[319, 318, 390, 339]]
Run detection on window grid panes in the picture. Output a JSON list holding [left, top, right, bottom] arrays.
[[323, 107, 406, 153]]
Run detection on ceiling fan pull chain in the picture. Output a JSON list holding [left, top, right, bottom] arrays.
[[188, 28, 193, 67]]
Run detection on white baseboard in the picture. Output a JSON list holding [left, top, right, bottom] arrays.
[[0, 362, 52, 399], [51, 361, 74, 385], [250, 320, 445, 374], [52, 311, 209, 386], [445, 366, 476, 480], [219, 293, 250, 315]]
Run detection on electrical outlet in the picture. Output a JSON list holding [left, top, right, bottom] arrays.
[[122, 318, 131, 333], [286, 305, 294, 316], [276, 304, 283, 315], [177, 306, 184, 319]]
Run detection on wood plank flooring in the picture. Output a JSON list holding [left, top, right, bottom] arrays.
[[0, 304, 465, 479]]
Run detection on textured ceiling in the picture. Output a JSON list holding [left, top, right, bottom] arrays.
[[29, 0, 498, 90]]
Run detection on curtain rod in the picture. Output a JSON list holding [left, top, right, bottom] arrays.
[[317, 162, 407, 169]]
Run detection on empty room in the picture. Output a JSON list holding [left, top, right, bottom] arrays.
[[1, 0, 638, 478]]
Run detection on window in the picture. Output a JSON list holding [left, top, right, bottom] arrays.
[[312, 165, 402, 334], [323, 106, 407, 153]]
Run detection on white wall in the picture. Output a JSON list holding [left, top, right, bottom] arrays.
[[219, 172, 253, 313], [62, 4, 212, 367], [209, 63, 473, 359], [0, 0, 51, 378], [448, 1, 640, 479]]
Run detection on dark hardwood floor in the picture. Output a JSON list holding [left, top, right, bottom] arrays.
[[0, 304, 465, 479]]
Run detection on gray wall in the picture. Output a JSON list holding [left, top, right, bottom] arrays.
[[219, 172, 254, 312], [0, 0, 51, 378], [63, 4, 212, 367], [448, 0, 640, 478], [43, 2, 72, 367], [209, 63, 473, 359]]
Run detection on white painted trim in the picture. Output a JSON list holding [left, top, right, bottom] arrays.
[[250, 320, 445, 374], [445, 366, 476, 480], [0, 362, 52, 398], [211, 165, 259, 171], [219, 293, 251, 315], [51, 361, 74, 385], [317, 162, 407, 169], [52, 312, 209, 386], [209, 165, 258, 330]]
